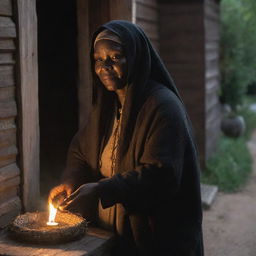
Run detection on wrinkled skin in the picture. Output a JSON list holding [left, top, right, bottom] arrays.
[[94, 39, 128, 105]]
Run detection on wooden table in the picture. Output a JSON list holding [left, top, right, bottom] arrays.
[[0, 227, 115, 256]]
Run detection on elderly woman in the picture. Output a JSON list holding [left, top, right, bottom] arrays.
[[49, 20, 204, 256]]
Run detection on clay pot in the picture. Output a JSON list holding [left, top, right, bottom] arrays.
[[221, 115, 246, 138]]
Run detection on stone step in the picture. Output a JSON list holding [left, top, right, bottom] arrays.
[[201, 183, 218, 209]]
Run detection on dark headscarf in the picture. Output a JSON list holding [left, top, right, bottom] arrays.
[[90, 20, 197, 168]]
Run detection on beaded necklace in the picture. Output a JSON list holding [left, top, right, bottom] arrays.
[[110, 106, 123, 175]]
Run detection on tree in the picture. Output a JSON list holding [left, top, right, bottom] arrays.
[[220, 0, 256, 111]]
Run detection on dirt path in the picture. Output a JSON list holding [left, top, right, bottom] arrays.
[[203, 131, 256, 256]]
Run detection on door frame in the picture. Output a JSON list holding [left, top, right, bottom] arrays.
[[15, 0, 40, 211]]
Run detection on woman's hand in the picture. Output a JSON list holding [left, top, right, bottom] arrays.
[[59, 183, 100, 217], [48, 184, 73, 208]]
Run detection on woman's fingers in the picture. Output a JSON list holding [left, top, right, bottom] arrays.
[[59, 195, 79, 211], [48, 184, 72, 206], [59, 186, 82, 210], [64, 186, 81, 202]]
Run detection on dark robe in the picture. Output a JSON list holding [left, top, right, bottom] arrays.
[[62, 20, 204, 256]]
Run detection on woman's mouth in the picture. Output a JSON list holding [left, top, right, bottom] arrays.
[[101, 75, 115, 81]]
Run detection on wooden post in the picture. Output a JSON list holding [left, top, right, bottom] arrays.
[[109, 0, 132, 20], [77, 0, 132, 126], [16, 0, 40, 211]]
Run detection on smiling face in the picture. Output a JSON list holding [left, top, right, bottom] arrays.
[[94, 40, 128, 92]]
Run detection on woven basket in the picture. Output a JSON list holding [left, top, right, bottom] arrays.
[[9, 211, 87, 244]]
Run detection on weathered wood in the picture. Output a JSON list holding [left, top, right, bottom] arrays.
[[206, 66, 219, 78], [0, 176, 20, 195], [206, 79, 219, 93], [0, 53, 14, 65], [0, 186, 18, 205], [0, 17, 16, 38], [16, 0, 40, 211], [206, 49, 219, 61], [204, 0, 221, 160], [0, 158, 15, 169], [0, 197, 21, 216], [0, 65, 14, 87], [137, 0, 157, 9], [0, 196, 21, 228], [136, 18, 159, 40], [0, 86, 15, 101], [205, 41, 219, 51], [206, 59, 219, 73], [206, 94, 219, 113], [109, 0, 132, 20], [205, 0, 220, 13], [0, 0, 12, 16], [0, 118, 15, 130], [163, 51, 204, 65], [135, 0, 159, 50], [206, 111, 221, 130], [0, 39, 15, 51], [0, 128, 16, 148], [205, 7, 219, 22], [0, 163, 19, 183], [205, 19, 220, 40], [159, 3, 202, 15], [0, 227, 115, 256], [0, 145, 17, 168], [136, 1, 158, 22], [0, 100, 17, 118], [206, 123, 221, 158]]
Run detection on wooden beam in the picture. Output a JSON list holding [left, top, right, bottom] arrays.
[[0, 39, 15, 52], [16, 0, 39, 211], [0, 66, 14, 87], [0, 163, 19, 183], [0, 0, 12, 17], [0, 145, 17, 168], [0, 17, 16, 38]]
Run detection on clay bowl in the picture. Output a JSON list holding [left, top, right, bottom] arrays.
[[9, 211, 87, 244]]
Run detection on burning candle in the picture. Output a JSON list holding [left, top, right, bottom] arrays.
[[47, 203, 59, 226]]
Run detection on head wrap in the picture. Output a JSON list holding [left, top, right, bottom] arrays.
[[94, 29, 122, 48]]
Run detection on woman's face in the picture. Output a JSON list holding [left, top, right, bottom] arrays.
[[94, 40, 128, 91]]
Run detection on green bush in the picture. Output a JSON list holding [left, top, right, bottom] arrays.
[[220, 0, 256, 111], [237, 103, 256, 139], [202, 101, 256, 192], [202, 136, 252, 192]]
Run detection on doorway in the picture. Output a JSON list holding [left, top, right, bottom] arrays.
[[36, 0, 78, 200]]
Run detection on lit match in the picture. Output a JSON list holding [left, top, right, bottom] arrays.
[[47, 203, 58, 226]]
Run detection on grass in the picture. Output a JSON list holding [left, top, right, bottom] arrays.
[[201, 136, 252, 192], [202, 98, 256, 192]]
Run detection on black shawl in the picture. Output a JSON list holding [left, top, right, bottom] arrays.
[[62, 20, 204, 256]]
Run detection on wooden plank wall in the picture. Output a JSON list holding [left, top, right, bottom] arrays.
[[135, 0, 159, 51], [0, 0, 21, 228], [159, 3, 206, 165], [204, 0, 221, 159]]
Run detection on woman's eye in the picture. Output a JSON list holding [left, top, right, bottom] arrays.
[[112, 55, 122, 60], [95, 58, 103, 62]]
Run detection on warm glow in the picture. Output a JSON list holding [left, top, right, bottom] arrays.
[[47, 203, 58, 226]]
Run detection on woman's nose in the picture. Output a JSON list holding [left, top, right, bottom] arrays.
[[101, 58, 113, 70]]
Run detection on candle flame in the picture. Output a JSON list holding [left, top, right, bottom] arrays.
[[47, 203, 58, 226]]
